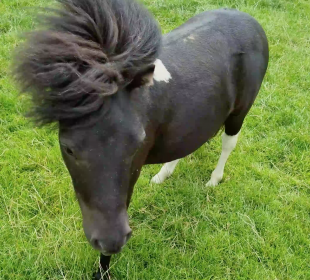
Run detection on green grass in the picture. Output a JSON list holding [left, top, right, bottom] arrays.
[[1, 0, 310, 279]]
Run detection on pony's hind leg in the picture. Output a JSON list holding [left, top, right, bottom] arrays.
[[206, 114, 244, 187], [151, 159, 180, 184]]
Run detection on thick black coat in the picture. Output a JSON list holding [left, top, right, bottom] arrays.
[[145, 9, 268, 163]]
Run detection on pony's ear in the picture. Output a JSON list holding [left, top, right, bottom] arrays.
[[126, 65, 155, 91]]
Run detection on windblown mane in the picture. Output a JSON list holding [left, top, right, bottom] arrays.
[[14, 0, 162, 125]]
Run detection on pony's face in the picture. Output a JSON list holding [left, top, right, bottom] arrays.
[[58, 70, 153, 255]]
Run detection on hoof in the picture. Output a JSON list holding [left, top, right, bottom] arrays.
[[206, 178, 220, 187], [151, 174, 165, 184], [206, 172, 223, 187]]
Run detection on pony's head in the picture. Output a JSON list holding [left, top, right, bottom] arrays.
[[14, 0, 161, 255]]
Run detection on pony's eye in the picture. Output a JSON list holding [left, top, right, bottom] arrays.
[[66, 147, 74, 156]]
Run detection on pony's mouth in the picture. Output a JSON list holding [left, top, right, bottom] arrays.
[[100, 246, 123, 256], [94, 240, 125, 256], [101, 251, 113, 256]]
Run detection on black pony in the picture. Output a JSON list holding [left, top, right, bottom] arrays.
[[14, 0, 269, 278]]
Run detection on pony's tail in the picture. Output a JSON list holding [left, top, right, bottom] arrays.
[[14, 0, 162, 125]]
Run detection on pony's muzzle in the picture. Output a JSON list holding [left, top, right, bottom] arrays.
[[90, 228, 132, 255]]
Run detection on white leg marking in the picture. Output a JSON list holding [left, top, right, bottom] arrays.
[[206, 132, 239, 187], [151, 159, 180, 184], [153, 59, 172, 83]]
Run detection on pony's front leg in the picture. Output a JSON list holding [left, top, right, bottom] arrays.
[[151, 159, 180, 184], [93, 254, 111, 280]]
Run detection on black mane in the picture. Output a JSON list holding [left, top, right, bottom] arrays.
[[14, 0, 162, 125]]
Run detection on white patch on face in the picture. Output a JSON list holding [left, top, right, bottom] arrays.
[[153, 59, 172, 83], [139, 129, 146, 142]]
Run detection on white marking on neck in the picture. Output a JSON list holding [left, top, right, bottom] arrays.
[[153, 59, 172, 83]]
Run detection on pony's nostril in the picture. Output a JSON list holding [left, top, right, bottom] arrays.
[[92, 238, 104, 250]]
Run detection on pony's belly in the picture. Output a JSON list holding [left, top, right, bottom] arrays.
[[145, 128, 219, 164]]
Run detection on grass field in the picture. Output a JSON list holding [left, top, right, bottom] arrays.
[[1, 0, 310, 279]]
